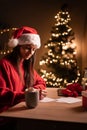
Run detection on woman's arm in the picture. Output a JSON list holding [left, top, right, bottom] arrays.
[[33, 70, 47, 99]]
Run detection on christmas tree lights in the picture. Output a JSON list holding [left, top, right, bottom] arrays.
[[39, 5, 81, 88]]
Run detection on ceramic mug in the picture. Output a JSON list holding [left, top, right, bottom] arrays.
[[25, 88, 39, 108]]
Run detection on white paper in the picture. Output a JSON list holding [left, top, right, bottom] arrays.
[[56, 97, 82, 103], [40, 97, 56, 102]]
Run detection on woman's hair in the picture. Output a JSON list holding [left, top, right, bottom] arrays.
[[6, 45, 35, 88]]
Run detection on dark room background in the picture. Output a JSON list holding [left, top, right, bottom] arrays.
[[0, 0, 87, 76]]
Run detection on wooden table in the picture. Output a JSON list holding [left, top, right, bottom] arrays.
[[0, 88, 87, 130]]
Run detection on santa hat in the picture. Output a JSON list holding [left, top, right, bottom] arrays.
[[8, 26, 41, 49]]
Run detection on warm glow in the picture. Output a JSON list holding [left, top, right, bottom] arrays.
[[39, 7, 80, 88]]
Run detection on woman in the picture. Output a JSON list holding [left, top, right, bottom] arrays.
[[0, 26, 47, 113]]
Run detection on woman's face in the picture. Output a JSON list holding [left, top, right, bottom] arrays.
[[20, 44, 36, 60]]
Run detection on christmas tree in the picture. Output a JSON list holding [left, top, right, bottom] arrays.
[[39, 4, 81, 88]]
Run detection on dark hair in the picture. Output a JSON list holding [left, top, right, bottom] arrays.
[[5, 45, 35, 88]]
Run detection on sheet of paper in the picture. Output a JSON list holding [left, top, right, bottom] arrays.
[[56, 97, 82, 103], [40, 97, 56, 102]]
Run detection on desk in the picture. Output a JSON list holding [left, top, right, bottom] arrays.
[[0, 88, 87, 130]]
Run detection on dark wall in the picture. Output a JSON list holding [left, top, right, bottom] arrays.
[[0, 0, 87, 74]]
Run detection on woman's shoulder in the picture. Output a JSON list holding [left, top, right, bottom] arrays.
[[0, 57, 13, 72], [0, 57, 11, 66], [34, 70, 42, 78], [0, 57, 8, 62], [34, 70, 38, 75]]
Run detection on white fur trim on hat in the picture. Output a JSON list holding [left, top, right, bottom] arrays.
[[8, 33, 41, 49]]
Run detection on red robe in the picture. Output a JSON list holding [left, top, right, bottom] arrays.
[[0, 58, 46, 112]]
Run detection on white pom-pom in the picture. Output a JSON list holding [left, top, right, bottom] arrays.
[[8, 38, 19, 48]]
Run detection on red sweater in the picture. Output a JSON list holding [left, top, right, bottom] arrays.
[[0, 58, 46, 112]]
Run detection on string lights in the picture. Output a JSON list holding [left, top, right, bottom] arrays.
[[0, 27, 17, 55]]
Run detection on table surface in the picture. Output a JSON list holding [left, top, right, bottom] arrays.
[[0, 88, 87, 124]]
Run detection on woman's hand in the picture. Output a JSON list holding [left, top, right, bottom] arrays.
[[39, 89, 47, 100]]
